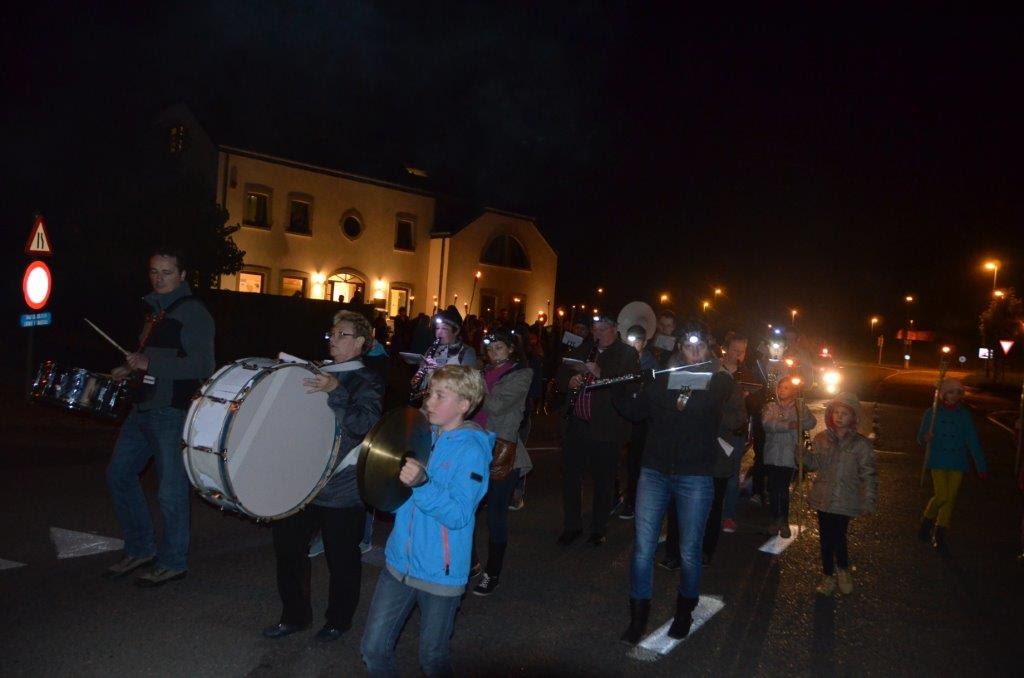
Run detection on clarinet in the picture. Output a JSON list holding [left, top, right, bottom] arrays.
[[409, 339, 441, 405]]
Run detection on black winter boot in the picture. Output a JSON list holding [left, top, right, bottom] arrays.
[[918, 517, 935, 543], [619, 598, 651, 645], [667, 594, 699, 640], [932, 527, 951, 557]]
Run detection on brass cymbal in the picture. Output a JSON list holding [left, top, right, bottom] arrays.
[[357, 406, 433, 512]]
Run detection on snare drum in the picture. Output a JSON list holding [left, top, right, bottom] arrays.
[[182, 358, 340, 521], [32, 361, 100, 411]]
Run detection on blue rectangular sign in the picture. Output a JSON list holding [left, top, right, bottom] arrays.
[[20, 312, 52, 327]]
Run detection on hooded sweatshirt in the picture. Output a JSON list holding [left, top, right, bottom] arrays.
[[385, 421, 494, 595], [803, 393, 878, 517]]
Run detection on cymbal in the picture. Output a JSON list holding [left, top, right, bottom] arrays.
[[357, 406, 433, 512]]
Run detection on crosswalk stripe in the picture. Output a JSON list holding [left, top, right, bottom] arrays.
[[50, 527, 124, 559], [630, 595, 725, 661], [0, 558, 27, 570], [758, 525, 802, 554]]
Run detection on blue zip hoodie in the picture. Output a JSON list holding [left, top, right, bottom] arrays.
[[384, 421, 494, 595]]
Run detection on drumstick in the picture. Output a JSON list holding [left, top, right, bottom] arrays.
[[84, 318, 130, 356]]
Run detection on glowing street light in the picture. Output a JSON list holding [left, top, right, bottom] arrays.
[[790, 308, 798, 325], [702, 300, 711, 313], [659, 293, 670, 304], [870, 316, 879, 332], [994, 289, 1006, 299], [941, 345, 952, 354], [713, 287, 723, 297], [983, 260, 1000, 291]]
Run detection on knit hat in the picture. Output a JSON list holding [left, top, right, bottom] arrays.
[[939, 378, 964, 397], [825, 391, 861, 430], [433, 305, 463, 330]]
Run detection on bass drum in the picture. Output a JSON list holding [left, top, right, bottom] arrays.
[[182, 358, 340, 521]]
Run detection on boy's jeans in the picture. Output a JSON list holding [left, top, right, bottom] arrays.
[[106, 407, 190, 571], [361, 568, 461, 677]]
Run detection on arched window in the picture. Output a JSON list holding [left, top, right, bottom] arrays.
[[480, 234, 531, 270], [327, 270, 366, 304]]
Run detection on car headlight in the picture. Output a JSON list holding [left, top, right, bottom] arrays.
[[823, 370, 841, 386]]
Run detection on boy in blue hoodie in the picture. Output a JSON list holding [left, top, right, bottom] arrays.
[[361, 365, 494, 677]]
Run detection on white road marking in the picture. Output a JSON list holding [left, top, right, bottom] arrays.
[[986, 414, 1016, 435], [629, 595, 725, 661], [758, 525, 802, 554], [0, 558, 27, 570], [50, 527, 123, 559]]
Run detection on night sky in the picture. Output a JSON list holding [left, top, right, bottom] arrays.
[[4, 4, 1022, 353]]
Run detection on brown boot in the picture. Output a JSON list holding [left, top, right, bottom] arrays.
[[836, 568, 853, 594]]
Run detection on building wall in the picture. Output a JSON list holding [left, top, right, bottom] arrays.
[[217, 150, 434, 310], [444, 211, 557, 322]]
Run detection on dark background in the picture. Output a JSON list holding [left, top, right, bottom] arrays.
[[3, 4, 1022, 366]]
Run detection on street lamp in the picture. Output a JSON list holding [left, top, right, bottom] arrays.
[[903, 296, 915, 369], [870, 316, 879, 333], [790, 308, 797, 325], [983, 260, 1000, 292], [660, 292, 670, 304], [702, 300, 710, 313], [714, 287, 723, 297]]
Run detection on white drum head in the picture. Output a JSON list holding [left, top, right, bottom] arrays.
[[223, 364, 337, 518]]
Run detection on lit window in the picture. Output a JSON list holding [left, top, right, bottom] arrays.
[[238, 271, 264, 293], [281, 275, 306, 298], [168, 125, 187, 155], [480, 235, 530, 270], [395, 218, 415, 251], [244, 193, 269, 228], [288, 200, 311, 234]]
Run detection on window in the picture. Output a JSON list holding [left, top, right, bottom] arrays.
[[388, 286, 411, 317], [287, 197, 312, 234], [168, 125, 188, 155], [327, 272, 366, 304], [480, 234, 530, 270], [480, 293, 497, 322], [244, 191, 270, 228], [238, 271, 265, 293], [395, 217, 415, 251], [340, 210, 363, 240], [281, 275, 307, 298]]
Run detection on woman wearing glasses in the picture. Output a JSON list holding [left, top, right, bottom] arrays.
[[470, 329, 533, 596], [261, 310, 385, 642]]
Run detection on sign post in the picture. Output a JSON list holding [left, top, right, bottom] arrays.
[[22, 215, 54, 397], [876, 335, 884, 366]]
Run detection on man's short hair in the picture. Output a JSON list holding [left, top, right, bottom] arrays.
[[149, 246, 188, 272], [657, 309, 676, 321], [332, 310, 374, 355], [723, 331, 748, 347], [430, 365, 486, 411]]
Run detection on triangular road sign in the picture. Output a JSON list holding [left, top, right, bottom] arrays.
[[25, 215, 52, 256], [999, 339, 1015, 355]]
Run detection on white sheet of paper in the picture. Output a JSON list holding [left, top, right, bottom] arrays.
[[666, 371, 712, 390], [653, 334, 677, 351], [399, 352, 424, 365], [562, 358, 591, 373], [718, 437, 734, 457], [561, 331, 583, 347]]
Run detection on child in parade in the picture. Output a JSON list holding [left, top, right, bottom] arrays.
[[360, 366, 493, 677], [801, 392, 877, 595], [916, 379, 989, 556], [761, 378, 816, 538]]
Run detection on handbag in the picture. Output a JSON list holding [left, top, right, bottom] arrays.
[[490, 438, 517, 480]]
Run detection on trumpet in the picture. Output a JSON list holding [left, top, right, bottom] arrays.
[[409, 339, 441, 405]]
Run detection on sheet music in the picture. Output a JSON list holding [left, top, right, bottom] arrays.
[[399, 352, 425, 365], [561, 331, 583, 348], [653, 334, 677, 352], [666, 371, 713, 390]]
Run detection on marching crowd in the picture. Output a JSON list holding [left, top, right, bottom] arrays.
[[100, 249, 1007, 676]]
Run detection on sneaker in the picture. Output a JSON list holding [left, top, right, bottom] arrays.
[[102, 554, 155, 579], [473, 573, 500, 596], [721, 518, 737, 533], [619, 503, 635, 520], [308, 533, 325, 558], [779, 523, 792, 539], [658, 556, 681, 571], [134, 566, 187, 588], [815, 575, 836, 596], [508, 495, 525, 511], [359, 541, 373, 555], [836, 568, 853, 594]]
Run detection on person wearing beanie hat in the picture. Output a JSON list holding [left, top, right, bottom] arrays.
[[916, 378, 989, 556], [801, 392, 877, 596], [408, 306, 477, 403]]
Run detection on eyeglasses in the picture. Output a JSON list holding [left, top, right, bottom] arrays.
[[324, 331, 357, 342]]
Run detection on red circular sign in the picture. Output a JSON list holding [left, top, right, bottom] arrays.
[[23, 260, 52, 310]]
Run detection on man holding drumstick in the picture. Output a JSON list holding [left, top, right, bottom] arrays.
[[103, 248, 215, 587]]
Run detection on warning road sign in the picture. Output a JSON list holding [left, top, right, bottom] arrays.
[[25, 215, 52, 256]]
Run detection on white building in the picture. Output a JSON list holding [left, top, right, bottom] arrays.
[[155, 103, 557, 321]]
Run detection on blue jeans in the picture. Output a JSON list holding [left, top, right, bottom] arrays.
[[106, 407, 189, 571], [361, 568, 462, 677], [631, 467, 713, 600]]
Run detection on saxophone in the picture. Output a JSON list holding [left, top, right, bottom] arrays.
[[409, 339, 441, 405]]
